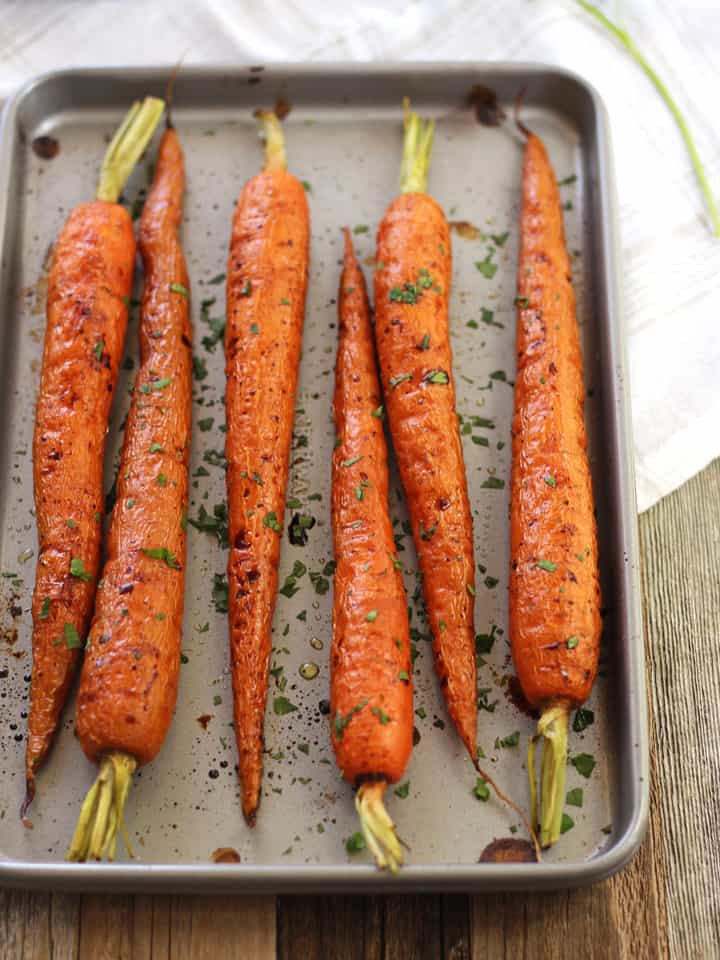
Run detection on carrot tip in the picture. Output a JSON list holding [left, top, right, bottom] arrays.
[[355, 781, 403, 874], [67, 751, 137, 862], [21, 778, 35, 821], [473, 758, 542, 862], [528, 704, 569, 849]]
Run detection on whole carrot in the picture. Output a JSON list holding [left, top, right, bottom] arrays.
[[225, 113, 309, 824], [509, 124, 601, 848], [374, 101, 477, 762], [67, 117, 191, 861], [24, 97, 164, 818], [331, 229, 413, 872]]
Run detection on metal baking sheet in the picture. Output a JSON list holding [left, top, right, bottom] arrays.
[[0, 65, 647, 892]]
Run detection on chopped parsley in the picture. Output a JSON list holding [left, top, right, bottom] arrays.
[[263, 511, 282, 533], [545, 475, 557, 488], [573, 708, 595, 733], [193, 355, 208, 380], [536, 559, 557, 573], [341, 456, 363, 468], [345, 832, 366, 854], [571, 753, 596, 778], [481, 477, 505, 490], [371, 706, 391, 725], [389, 283, 421, 305], [353, 224, 369, 234], [475, 251, 498, 279], [419, 523, 436, 541], [63, 622, 83, 649], [212, 574, 229, 613], [198, 417, 214, 432], [371, 405, 384, 419], [40, 597, 51, 620], [70, 557, 92, 582], [239, 280, 252, 297], [423, 369, 449, 385], [334, 698, 368, 740], [473, 777, 490, 802], [514, 296, 530, 308], [141, 547, 180, 569], [496, 730, 520, 748], [169, 282, 189, 299], [394, 781, 410, 799], [139, 377, 172, 395], [566, 787, 584, 808], [273, 696, 298, 715], [419, 333, 431, 351], [567, 635, 580, 649], [94, 340, 104, 361], [150, 442, 164, 453], [389, 373, 412, 390], [560, 813, 574, 834], [288, 512, 316, 546], [397, 670, 409, 682]]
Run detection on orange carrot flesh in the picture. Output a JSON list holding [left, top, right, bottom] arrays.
[[374, 193, 477, 761], [75, 128, 191, 769], [26, 200, 134, 809], [510, 130, 601, 847], [331, 229, 413, 787], [224, 115, 309, 824], [25, 97, 164, 818], [332, 230, 412, 872]]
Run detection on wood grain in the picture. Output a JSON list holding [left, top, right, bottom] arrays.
[[3, 459, 720, 959]]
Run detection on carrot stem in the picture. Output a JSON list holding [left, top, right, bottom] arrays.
[[528, 704, 569, 848], [355, 781, 403, 873], [575, 0, 720, 237], [67, 751, 137, 861], [96, 97, 165, 203], [400, 98, 435, 195], [257, 111, 287, 173]]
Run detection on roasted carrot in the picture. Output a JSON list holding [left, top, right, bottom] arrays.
[[373, 101, 477, 762], [331, 229, 413, 872], [67, 118, 191, 861], [225, 112, 310, 824], [509, 124, 601, 848], [24, 97, 165, 818]]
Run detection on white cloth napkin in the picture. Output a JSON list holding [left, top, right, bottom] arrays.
[[2, 0, 719, 512]]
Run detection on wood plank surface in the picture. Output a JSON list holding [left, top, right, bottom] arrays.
[[2, 459, 719, 958]]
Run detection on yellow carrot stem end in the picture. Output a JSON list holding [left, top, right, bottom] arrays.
[[355, 780, 403, 873], [399, 97, 435, 195], [67, 751, 137, 862], [528, 704, 569, 849], [257, 111, 287, 173], [96, 96, 165, 203]]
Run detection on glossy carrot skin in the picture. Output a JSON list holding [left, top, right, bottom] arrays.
[[27, 201, 134, 795], [76, 129, 191, 766], [225, 167, 309, 823], [509, 132, 601, 710], [331, 231, 413, 787], [374, 194, 477, 760]]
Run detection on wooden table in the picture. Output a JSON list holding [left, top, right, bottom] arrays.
[[3, 460, 719, 959]]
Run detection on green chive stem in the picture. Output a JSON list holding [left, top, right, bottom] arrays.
[[399, 98, 435, 195], [96, 97, 165, 203], [575, 0, 720, 237], [67, 751, 137, 861], [355, 780, 403, 873], [528, 704, 569, 848], [257, 111, 287, 173]]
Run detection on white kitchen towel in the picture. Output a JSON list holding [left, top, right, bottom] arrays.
[[2, 0, 719, 512]]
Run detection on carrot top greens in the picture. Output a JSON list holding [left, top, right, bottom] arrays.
[[576, 0, 719, 236]]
